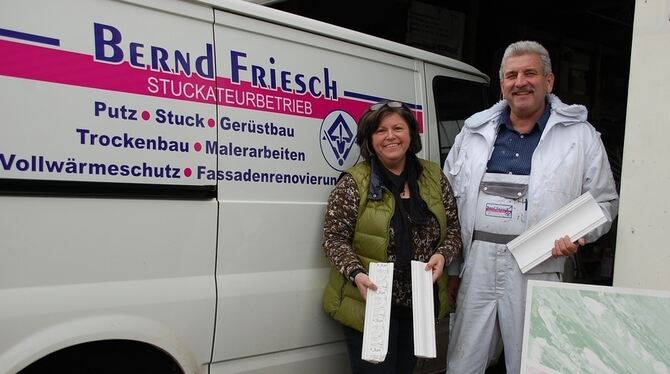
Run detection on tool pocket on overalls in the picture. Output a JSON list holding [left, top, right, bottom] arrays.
[[479, 181, 528, 200]]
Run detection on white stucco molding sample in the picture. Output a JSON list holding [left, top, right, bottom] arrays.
[[361, 262, 394, 363], [411, 260, 436, 358], [508, 191, 607, 273]]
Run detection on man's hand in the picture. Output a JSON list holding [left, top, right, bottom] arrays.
[[354, 272, 377, 300], [552, 235, 586, 257]]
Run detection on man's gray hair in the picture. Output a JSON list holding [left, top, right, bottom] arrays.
[[499, 40, 552, 81]]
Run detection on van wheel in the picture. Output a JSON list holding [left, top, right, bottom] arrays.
[[19, 340, 183, 374]]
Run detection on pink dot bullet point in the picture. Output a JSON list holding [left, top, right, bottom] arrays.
[[208, 118, 215, 128], [184, 168, 192, 177], [194, 142, 202, 152], [142, 111, 150, 121]]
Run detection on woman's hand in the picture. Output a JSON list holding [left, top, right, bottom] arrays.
[[425, 253, 445, 283], [354, 272, 377, 300]]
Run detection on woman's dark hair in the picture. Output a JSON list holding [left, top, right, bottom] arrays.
[[355, 101, 422, 161]]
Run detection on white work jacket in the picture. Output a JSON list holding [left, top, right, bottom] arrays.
[[444, 94, 619, 275]]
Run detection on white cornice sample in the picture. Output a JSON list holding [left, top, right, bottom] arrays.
[[361, 262, 394, 363], [411, 260, 436, 358], [508, 191, 607, 273]]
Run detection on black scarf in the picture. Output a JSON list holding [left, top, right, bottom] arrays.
[[376, 154, 432, 270]]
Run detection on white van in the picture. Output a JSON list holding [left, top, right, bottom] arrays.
[[0, 0, 489, 372]]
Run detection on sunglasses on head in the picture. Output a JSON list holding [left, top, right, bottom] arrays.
[[369, 101, 407, 111]]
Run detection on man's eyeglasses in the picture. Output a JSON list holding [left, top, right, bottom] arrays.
[[370, 101, 407, 111]]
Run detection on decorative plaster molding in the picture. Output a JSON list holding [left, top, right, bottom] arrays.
[[411, 260, 436, 358], [508, 191, 607, 273], [361, 262, 394, 363]]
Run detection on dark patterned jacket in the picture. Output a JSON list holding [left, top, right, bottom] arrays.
[[322, 159, 462, 331]]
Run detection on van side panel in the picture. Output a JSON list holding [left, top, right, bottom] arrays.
[[211, 9, 424, 372], [0, 0, 216, 372], [0, 0, 216, 183], [0, 197, 216, 373], [1, 0, 489, 372]]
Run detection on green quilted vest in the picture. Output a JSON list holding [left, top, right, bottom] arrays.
[[322, 159, 451, 332]]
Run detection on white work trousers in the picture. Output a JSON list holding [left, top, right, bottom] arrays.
[[446, 240, 559, 374]]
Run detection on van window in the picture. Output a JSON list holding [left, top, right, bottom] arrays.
[[433, 77, 489, 165]]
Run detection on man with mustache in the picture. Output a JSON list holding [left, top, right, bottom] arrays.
[[443, 40, 619, 373]]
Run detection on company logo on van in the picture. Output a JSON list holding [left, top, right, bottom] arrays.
[[319, 110, 359, 172]]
